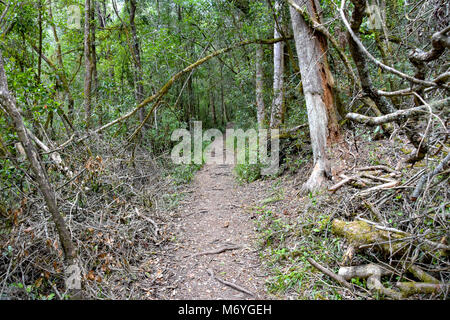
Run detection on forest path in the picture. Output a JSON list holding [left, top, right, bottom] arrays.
[[165, 133, 270, 300]]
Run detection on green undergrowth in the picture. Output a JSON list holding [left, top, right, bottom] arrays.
[[165, 139, 212, 185], [252, 200, 349, 299]]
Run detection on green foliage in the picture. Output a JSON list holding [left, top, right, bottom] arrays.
[[234, 162, 262, 184], [169, 163, 202, 185]]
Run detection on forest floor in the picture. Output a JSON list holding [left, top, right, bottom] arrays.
[[158, 135, 272, 300]]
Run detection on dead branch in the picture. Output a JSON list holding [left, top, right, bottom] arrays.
[[54, 36, 291, 150], [189, 245, 241, 258], [396, 282, 448, 297], [408, 265, 439, 284], [329, 174, 360, 192], [332, 219, 450, 257], [340, 1, 442, 88], [411, 153, 450, 201], [307, 257, 354, 290], [26, 129, 73, 177], [358, 180, 399, 196], [346, 97, 450, 126], [338, 263, 401, 299], [207, 268, 254, 297]]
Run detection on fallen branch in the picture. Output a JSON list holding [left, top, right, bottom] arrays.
[[338, 263, 401, 299], [396, 282, 448, 297], [355, 165, 398, 174], [408, 265, 439, 284], [329, 174, 359, 192], [345, 97, 450, 126], [306, 257, 353, 290], [332, 219, 449, 257], [189, 245, 241, 258], [411, 153, 450, 201], [207, 268, 254, 297], [55, 36, 291, 150], [358, 180, 399, 196], [339, 0, 441, 88], [26, 129, 73, 177]]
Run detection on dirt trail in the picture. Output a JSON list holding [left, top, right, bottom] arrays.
[[167, 134, 270, 300]]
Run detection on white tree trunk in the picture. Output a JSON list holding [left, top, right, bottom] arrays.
[[270, 0, 284, 129], [255, 45, 266, 128], [289, 0, 340, 192]]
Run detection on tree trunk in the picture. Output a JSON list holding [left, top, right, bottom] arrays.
[[48, 0, 75, 121], [0, 50, 81, 298], [84, 0, 93, 129], [221, 64, 228, 125], [270, 0, 284, 129], [255, 45, 266, 128], [289, 0, 340, 192], [91, 0, 98, 109], [209, 82, 216, 125], [129, 0, 145, 123], [37, 0, 42, 84]]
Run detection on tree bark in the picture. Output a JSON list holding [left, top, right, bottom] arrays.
[[48, 0, 75, 120], [129, 0, 145, 123], [255, 45, 266, 128], [91, 0, 98, 110], [84, 0, 93, 129], [270, 0, 284, 129], [289, 0, 340, 192]]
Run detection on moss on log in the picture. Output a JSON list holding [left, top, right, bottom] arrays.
[[331, 219, 448, 257]]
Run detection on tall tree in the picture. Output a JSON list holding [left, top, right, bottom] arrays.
[[255, 45, 266, 128], [129, 0, 145, 123], [270, 0, 284, 129], [289, 0, 340, 192], [84, 0, 93, 129]]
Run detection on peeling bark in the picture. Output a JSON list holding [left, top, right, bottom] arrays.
[[289, 0, 340, 192]]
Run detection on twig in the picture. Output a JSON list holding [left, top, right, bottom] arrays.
[[207, 268, 255, 297], [188, 245, 241, 258], [306, 257, 353, 290]]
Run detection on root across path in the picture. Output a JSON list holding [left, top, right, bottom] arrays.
[[163, 136, 270, 300]]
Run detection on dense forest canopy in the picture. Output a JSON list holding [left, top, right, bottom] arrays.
[[0, 0, 448, 300]]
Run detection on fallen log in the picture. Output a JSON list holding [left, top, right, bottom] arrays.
[[407, 265, 440, 284], [396, 282, 448, 297], [331, 219, 449, 257]]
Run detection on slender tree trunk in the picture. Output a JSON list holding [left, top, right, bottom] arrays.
[[91, 0, 98, 107], [220, 64, 227, 125], [84, 0, 93, 129], [129, 0, 145, 123], [289, 0, 340, 192], [255, 45, 266, 128], [0, 50, 81, 299], [37, 0, 42, 84], [49, 0, 75, 120], [209, 82, 216, 125], [270, 0, 284, 129]]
